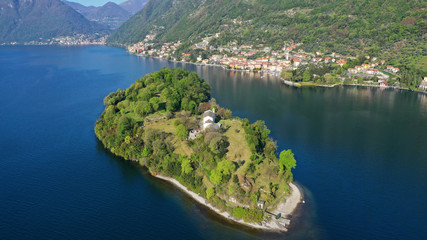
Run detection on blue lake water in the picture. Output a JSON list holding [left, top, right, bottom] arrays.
[[0, 46, 426, 240]]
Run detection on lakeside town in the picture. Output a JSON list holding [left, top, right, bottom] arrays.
[[128, 34, 427, 92], [0, 34, 108, 46]]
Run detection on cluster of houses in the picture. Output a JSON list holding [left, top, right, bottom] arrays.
[[217, 56, 291, 72], [127, 35, 182, 59], [386, 65, 400, 73], [13, 34, 108, 46], [347, 63, 391, 84], [129, 38, 400, 79], [127, 35, 420, 88]]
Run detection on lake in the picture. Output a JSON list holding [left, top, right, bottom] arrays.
[[0, 46, 426, 240]]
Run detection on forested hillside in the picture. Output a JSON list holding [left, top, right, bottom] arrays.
[[107, 0, 426, 73]]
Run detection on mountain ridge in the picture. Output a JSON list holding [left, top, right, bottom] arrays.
[[63, 1, 132, 29], [0, 0, 109, 43], [119, 0, 148, 15]]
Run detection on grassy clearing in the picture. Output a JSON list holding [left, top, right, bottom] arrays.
[[145, 118, 175, 133], [145, 117, 194, 156], [145, 111, 168, 120], [221, 119, 252, 163]]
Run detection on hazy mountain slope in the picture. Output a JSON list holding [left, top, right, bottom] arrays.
[[0, 0, 108, 43], [119, 0, 148, 15], [107, 0, 201, 45], [62, 0, 96, 14], [85, 2, 132, 29], [64, 1, 131, 29]]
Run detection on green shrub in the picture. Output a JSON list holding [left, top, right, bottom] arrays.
[[232, 207, 263, 223]]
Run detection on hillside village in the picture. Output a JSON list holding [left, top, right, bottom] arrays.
[[128, 34, 426, 91]]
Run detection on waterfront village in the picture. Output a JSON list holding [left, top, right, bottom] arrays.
[[128, 34, 427, 91], [0, 34, 108, 46]]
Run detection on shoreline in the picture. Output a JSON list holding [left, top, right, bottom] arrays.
[[281, 78, 427, 94], [153, 173, 302, 232], [130, 51, 426, 95]]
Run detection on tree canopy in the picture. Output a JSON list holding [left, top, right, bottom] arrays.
[[175, 124, 188, 140], [279, 149, 297, 172]]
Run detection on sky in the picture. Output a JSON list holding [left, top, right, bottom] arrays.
[[70, 1, 124, 7]]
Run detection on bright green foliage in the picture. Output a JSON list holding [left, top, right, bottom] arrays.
[[209, 160, 236, 185], [175, 124, 188, 140], [181, 157, 193, 174], [232, 207, 263, 223], [279, 149, 296, 172], [117, 116, 134, 140], [324, 73, 336, 83], [142, 146, 150, 157], [125, 136, 131, 144], [206, 187, 215, 199], [303, 70, 311, 82], [217, 160, 236, 176], [135, 101, 153, 116], [243, 120, 271, 153], [95, 68, 210, 161], [149, 97, 161, 111], [281, 70, 293, 80], [210, 168, 223, 185]]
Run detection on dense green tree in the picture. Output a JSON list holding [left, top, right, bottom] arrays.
[[324, 73, 336, 83], [217, 160, 236, 176], [142, 146, 150, 157], [181, 157, 193, 174], [206, 187, 215, 199], [210, 168, 223, 185], [279, 149, 296, 172], [136, 101, 153, 116], [281, 70, 293, 80], [303, 70, 311, 82], [149, 97, 161, 111], [117, 116, 134, 140], [175, 124, 188, 140]]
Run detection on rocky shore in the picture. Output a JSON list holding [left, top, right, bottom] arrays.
[[154, 174, 302, 232]]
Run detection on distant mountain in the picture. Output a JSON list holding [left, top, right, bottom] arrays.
[[64, 1, 131, 29], [84, 2, 132, 29], [119, 0, 148, 15], [62, 0, 96, 14], [0, 0, 109, 43]]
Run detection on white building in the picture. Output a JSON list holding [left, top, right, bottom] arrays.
[[202, 109, 220, 130], [419, 77, 427, 91]]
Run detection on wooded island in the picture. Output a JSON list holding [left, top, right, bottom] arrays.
[[95, 68, 298, 228]]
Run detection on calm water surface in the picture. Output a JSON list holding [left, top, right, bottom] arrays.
[[0, 46, 426, 240]]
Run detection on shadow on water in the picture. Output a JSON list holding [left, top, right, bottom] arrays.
[[95, 139, 142, 180]]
